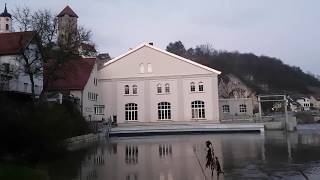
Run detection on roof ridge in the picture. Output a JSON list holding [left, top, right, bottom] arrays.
[[57, 5, 79, 18], [102, 43, 221, 74]]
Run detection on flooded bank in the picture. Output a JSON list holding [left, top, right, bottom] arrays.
[[40, 124, 320, 180]]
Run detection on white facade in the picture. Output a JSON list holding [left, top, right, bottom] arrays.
[[99, 43, 221, 124], [296, 97, 311, 111], [70, 63, 105, 121], [0, 47, 43, 95]]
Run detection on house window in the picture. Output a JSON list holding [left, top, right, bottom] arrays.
[[94, 105, 105, 115], [24, 83, 28, 92], [239, 104, 247, 113], [6, 24, 9, 30], [165, 83, 170, 93], [158, 102, 171, 120], [157, 84, 162, 94], [88, 92, 98, 101], [125, 145, 138, 164], [3, 63, 10, 73], [222, 105, 230, 113], [125, 85, 130, 95], [139, 63, 144, 73], [198, 82, 204, 92], [191, 101, 205, 119], [147, 63, 152, 73], [125, 103, 138, 121], [190, 82, 195, 92], [132, 85, 138, 94], [94, 78, 98, 86]]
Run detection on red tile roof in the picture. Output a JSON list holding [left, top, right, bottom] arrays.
[[0, 31, 36, 55], [47, 57, 96, 91], [57, 6, 78, 18]]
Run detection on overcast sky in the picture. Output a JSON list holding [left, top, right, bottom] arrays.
[[3, 0, 320, 75]]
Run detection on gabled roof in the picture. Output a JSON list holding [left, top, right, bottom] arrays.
[[103, 43, 221, 74], [0, 31, 36, 55], [47, 57, 96, 91], [57, 5, 78, 18]]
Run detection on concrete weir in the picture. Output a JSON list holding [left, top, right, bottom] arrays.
[[109, 123, 265, 137]]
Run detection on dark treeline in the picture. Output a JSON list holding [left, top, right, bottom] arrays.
[[166, 41, 320, 94]]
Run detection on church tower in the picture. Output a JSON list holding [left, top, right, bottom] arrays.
[[0, 3, 12, 33], [57, 5, 78, 46]]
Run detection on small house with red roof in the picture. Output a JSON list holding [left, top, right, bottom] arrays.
[[47, 56, 104, 121]]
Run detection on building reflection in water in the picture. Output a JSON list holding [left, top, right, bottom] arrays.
[[42, 126, 320, 180], [125, 145, 139, 164], [159, 144, 172, 158]]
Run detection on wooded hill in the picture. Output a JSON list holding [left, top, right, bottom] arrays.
[[166, 41, 320, 94]]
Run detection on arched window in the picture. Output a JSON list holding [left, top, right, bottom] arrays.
[[165, 83, 170, 93], [125, 103, 138, 121], [222, 105, 230, 113], [157, 84, 162, 94], [139, 63, 144, 73], [158, 102, 171, 120], [191, 101, 205, 119], [124, 85, 130, 94], [147, 63, 152, 73], [190, 82, 195, 92], [198, 82, 204, 92], [239, 104, 247, 113], [132, 85, 138, 94], [5, 24, 9, 30]]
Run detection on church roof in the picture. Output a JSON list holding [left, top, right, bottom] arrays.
[[46, 57, 96, 91], [0, 4, 11, 18], [57, 5, 78, 18], [0, 31, 36, 55]]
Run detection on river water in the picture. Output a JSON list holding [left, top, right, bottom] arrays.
[[40, 124, 320, 180]]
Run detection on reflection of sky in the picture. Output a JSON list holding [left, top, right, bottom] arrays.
[[6, 0, 320, 75]]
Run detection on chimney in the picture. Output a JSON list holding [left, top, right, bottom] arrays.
[[149, 42, 153, 46]]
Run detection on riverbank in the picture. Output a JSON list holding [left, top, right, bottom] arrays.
[[0, 164, 49, 180]]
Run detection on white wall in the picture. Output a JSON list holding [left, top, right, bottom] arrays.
[[99, 45, 220, 124], [0, 45, 43, 95]]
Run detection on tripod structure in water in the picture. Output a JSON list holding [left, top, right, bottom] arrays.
[[205, 140, 224, 177]]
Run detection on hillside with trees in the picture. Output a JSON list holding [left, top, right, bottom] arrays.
[[166, 41, 320, 94]]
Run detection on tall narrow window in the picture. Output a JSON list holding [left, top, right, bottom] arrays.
[[125, 85, 130, 94], [5, 24, 9, 30], [191, 101, 205, 119], [190, 82, 195, 92], [239, 104, 247, 113], [132, 85, 138, 94], [157, 84, 162, 94], [147, 63, 152, 73], [24, 83, 28, 92], [165, 83, 170, 93], [198, 82, 204, 92], [125, 103, 138, 121], [158, 102, 171, 120], [222, 105, 230, 113], [139, 63, 144, 73]]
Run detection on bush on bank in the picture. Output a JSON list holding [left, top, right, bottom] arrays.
[[0, 93, 91, 160]]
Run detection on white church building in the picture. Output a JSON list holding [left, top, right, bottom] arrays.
[[99, 43, 221, 124]]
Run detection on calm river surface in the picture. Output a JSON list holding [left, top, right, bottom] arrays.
[[40, 124, 320, 180]]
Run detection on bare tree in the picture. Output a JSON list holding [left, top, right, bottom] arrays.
[[13, 6, 93, 101]]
